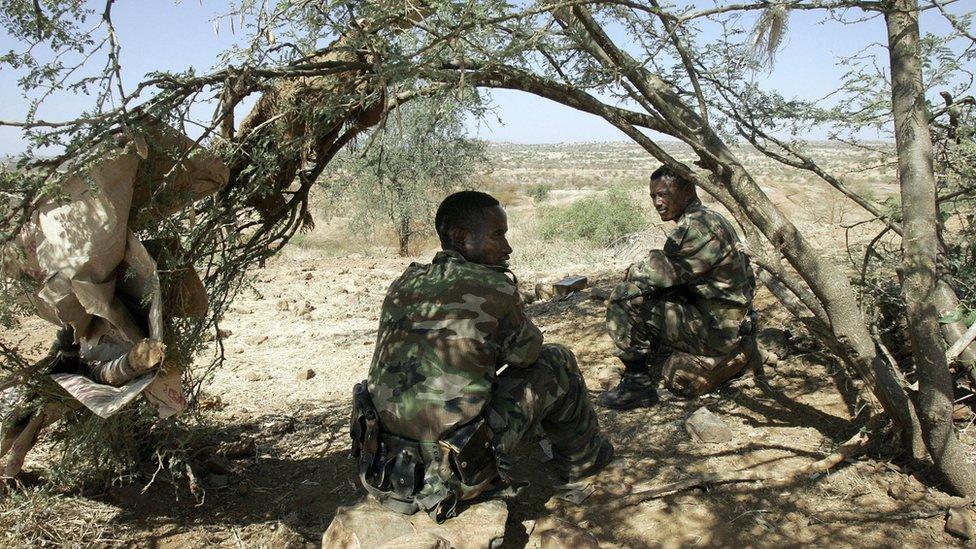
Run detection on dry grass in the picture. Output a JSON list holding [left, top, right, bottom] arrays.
[[0, 486, 126, 548]]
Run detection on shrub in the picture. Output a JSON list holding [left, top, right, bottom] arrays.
[[526, 183, 552, 202], [540, 188, 647, 246]]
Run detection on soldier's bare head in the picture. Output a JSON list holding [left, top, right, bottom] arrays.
[[435, 191, 513, 267], [650, 165, 697, 222]]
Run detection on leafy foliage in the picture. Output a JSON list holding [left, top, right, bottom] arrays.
[[540, 187, 647, 246], [326, 95, 488, 255]]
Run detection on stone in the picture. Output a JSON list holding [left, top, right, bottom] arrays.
[[553, 276, 588, 297], [245, 371, 263, 382], [685, 406, 732, 443], [276, 299, 291, 311], [297, 369, 316, 381], [757, 327, 792, 357], [378, 532, 450, 549], [946, 507, 975, 540], [304, 272, 314, 281], [247, 335, 269, 346], [268, 521, 307, 549], [595, 367, 621, 390], [526, 517, 599, 549], [520, 290, 537, 304], [217, 328, 232, 339], [218, 437, 256, 460], [535, 283, 555, 301], [267, 418, 296, 435], [205, 474, 229, 489], [952, 404, 973, 422], [295, 300, 316, 316], [199, 455, 233, 475], [322, 496, 507, 549], [588, 287, 610, 302]]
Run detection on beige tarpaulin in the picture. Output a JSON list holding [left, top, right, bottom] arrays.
[[2, 124, 228, 421]]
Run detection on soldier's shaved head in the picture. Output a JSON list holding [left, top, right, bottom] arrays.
[[435, 191, 501, 247], [650, 165, 697, 222], [649, 165, 696, 195], [435, 191, 512, 266]]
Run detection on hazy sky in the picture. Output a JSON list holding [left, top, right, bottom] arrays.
[[0, 1, 970, 155]]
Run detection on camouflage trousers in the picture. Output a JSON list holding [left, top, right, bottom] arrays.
[[606, 282, 750, 395], [485, 344, 607, 480]]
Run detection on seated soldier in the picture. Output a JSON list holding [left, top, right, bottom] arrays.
[[350, 191, 613, 521], [599, 166, 758, 409]]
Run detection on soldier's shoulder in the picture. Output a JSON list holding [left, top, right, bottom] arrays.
[[388, 258, 518, 299], [682, 204, 732, 232]]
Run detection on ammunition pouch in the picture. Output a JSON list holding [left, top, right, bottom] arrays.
[[349, 380, 499, 522], [438, 418, 496, 487]]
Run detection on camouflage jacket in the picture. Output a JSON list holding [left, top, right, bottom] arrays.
[[367, 250, 543, 443], [628, 199, 755, 307]]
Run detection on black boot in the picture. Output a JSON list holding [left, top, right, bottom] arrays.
[[597, 358, 659, 410]]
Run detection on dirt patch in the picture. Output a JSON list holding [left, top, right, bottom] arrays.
[[5, 253, 970, 548]]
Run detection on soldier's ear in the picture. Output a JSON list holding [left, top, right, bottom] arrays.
[[448, 226, 468, 250]]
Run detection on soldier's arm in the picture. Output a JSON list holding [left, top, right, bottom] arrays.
[[627, 220, 722, 289], [498, 292, 543, 368]]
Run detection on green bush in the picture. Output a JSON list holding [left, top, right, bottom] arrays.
[[540, 188, 647, 246], [526, 183, 552, 202]]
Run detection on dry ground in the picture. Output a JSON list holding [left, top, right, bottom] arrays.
[[2, 142, 973, 548]]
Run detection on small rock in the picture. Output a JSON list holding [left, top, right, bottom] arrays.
[[343, 294, 361, 306], [853, 492, 894, 511], [217, 328, 232, 339], [267, 418, 295, 435], [378, 532, 450, 549], [520, 290, 537, 304], [595, 367, 621, 390], [294, 300, 316, 316], [535, 283, 554, 301], [953, 404, 973, 422], [553, 275, 588, 297], [218, 437, 256, 460], [757, 327, 792, 357], [304, 272, 314, 281], [526, 517, 598, 549], [205, 474, 229, 489], [247, 335, 269, 346], [685, 406, 732, 443], [946, 507, 975, 540], [199, 455, 233, 475], [297, 369, 316, 381], [588, 287, 610, 301], [276, 299, 291, 311], [268, 521, 306, 549], [323, 497, 507, 549], [245, 371, 263, 382]]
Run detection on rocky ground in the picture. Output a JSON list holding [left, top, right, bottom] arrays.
[[3, 142, 974, 547], [7, 248, 973, 548]]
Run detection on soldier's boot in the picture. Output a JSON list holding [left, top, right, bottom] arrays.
[[563, 438, 615, 482], [597, 358, 659, 410]]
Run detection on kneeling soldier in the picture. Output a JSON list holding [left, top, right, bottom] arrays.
[[351, 191, 613, 521], [600, 166, 758, 409]]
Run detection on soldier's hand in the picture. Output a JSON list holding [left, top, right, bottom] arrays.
[[128, 339, 166, 374]]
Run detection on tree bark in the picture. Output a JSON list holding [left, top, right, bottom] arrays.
[[885, 0, 976, 495], [540, 5, 926, 456]]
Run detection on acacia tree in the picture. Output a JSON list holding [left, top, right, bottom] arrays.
[[328, 96, 488, 256], [2, 0, 975, 494]]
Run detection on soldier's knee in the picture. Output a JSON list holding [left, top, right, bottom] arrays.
[[538, 343, 576, 368], [662, 353, 711, 397]]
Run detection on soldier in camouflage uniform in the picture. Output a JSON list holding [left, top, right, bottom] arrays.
[[599, 166, 758, 409], [358, 191, 612, 520]]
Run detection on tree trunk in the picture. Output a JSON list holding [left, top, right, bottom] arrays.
[[539, 5, 927, 456], [885, 0, 976, 496]]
